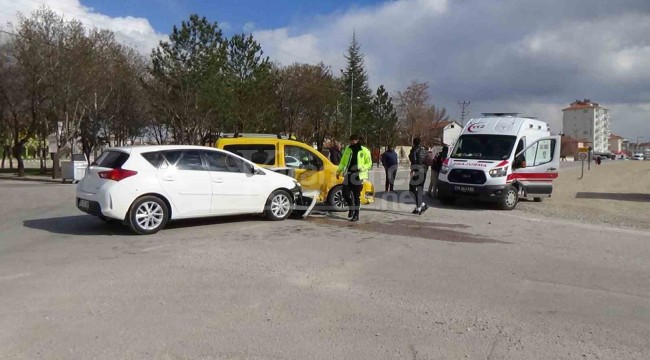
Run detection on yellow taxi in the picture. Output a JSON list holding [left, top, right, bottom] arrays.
[[215, 134, 375, 210]]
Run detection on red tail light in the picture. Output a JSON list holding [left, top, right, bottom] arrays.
[[98, 169, 138, 181]]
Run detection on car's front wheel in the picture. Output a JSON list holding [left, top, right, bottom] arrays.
[[265, 190, 293, 221], [327, 185, 349, 211], [127, 196, 169, 235]]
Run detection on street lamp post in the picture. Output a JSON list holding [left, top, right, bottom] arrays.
[[349, 73, 354, 137]]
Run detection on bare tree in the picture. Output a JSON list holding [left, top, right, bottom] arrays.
[[395, 81, 449, 146]]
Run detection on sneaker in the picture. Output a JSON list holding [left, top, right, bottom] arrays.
[[348, 210, 354, 218], [419, 204, 429, 215], [350, 211, 359, 222], [412, 207, 420, 214]]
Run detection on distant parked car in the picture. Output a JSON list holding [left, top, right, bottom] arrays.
[[632, 153, 645, 160], [76, 145, 303, 235], [284, 155, 301, 168]]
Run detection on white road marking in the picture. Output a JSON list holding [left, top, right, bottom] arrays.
[[501, 212, 650, 237], [0, 272, 31, 281]]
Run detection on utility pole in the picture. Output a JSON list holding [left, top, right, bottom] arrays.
[[458, 100, 471, 126]]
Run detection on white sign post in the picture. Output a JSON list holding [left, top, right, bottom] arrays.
[[578, 148, 589, 179]]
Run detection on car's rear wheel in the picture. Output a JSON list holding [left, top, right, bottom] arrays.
[[128, 196, 169, 235], [327, 185, 349, 211], [265, 190, 293, 221]]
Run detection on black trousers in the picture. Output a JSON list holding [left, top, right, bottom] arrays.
[[384, 166, 397, 191], [343, 172, 363, 211], [409, 169, 427, 206]]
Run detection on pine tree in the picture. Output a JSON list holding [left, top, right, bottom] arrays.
[[340, 33, 373, 142], [371, 85, 399, 148]]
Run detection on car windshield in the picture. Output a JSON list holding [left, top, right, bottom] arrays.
[[451, 135, 516, 160]]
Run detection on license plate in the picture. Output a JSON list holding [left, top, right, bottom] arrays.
[[78, 199, 90, 209], [454, 185, 475, 193]]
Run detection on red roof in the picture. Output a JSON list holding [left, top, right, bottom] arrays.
[[562, 99, 605, 111]]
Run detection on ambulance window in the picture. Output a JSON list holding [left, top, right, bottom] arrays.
[[530, 139, 555, 166]]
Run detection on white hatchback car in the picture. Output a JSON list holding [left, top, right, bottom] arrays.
[[76, 145, 304, 234]]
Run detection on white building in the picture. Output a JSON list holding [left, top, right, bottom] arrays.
[[562, 99, 611, 153], [431, 120, 462, 147]]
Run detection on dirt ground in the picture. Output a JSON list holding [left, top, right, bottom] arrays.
[[518, 160, 650, 230]]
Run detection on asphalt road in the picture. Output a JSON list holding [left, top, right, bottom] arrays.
[[1, 179, 649, 359]]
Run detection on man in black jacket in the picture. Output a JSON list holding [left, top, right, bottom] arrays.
[[409, 137, 429, 215]]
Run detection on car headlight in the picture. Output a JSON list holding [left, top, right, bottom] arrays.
[[489, 167, 508, 177], [440, 165, 449, 175]]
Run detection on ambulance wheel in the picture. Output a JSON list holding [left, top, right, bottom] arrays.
[[499, 186, 519, 210], [533, 197, 543, 202]]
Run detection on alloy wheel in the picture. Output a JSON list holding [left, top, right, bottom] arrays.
[[135, 201, 164, 230]]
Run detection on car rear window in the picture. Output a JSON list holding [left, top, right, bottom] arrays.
[[223, 144, 276, 165], [93, 151, 129, 168], [141, 151, 165, 168]]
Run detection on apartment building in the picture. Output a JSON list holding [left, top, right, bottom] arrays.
[[562, 99, 611, 153], [608, 134, 626, 153]]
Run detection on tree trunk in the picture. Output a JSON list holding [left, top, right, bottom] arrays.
[[52, 149, 61, 179]]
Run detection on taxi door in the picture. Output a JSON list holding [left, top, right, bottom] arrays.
[[281, 143, 329, 194]]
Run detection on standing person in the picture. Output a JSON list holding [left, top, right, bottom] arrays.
[[337, 135, 372, 222], [409, 137, 429, 215], [329, 141, 342, 165], [428, 145, 448, 197], [380, 145, 398, 192]]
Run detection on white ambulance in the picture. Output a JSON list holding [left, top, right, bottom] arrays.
[[436, 113, 561, 210]]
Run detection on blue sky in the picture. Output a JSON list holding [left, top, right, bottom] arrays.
[[83, 0, 384, 35], [1, 0, 648, 139]]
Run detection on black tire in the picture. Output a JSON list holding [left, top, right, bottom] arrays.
[[265, 190, 293, 221], [326, 185, 349, 212], [499, 186, 519, 211], [127, 195, 169, 235], [533, 197, 543, 202], [438, 194, 456, 205]]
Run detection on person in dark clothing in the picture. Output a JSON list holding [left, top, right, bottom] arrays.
[[336, 135, 372, 221], [409, 137, 429, 215], [428, 145, 448, 197], [329, 142, 342, 165], [381, 145, 398, 192]]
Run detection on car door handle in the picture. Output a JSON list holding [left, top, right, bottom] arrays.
[[547, 167, 557, 171], [212, 179, 224, 183], [163, 175, 176, 181]]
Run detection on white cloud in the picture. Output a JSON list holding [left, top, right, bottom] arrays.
[[253, 0, 650, 141], [0, 0, 166, 54]]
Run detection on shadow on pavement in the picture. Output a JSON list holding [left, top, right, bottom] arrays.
[[307, 217, 508, 244], [23, 215, 132, 236], [575, 192, 650, 202], [23, 214, 267, 236], [374, 190, 494, 211]]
